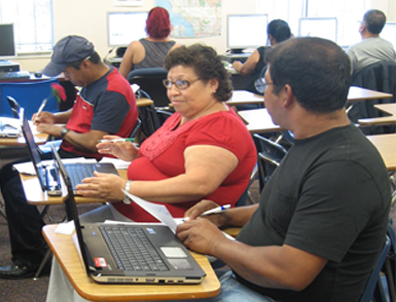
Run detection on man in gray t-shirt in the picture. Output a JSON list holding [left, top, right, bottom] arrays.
[[347, 9, 396, 76]]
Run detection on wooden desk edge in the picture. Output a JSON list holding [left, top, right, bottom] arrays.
[[43, 225, 220, 301]]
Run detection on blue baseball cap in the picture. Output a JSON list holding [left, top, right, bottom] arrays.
[[42, 35, 95, 77]]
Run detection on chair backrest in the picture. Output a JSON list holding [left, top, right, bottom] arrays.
[[360, 235, 391, 302], [349, 60, 396, 134], [138, 106, 173, 140], [129, 118, 141, 139], [0, 78, 60, 119], [127, 68, 170, 109], [253, 134, 287, 191]]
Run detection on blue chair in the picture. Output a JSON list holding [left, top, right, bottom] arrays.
[[360, 235, 391, 302], [0, 78, 60, 119]]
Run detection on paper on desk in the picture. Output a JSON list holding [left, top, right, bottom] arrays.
[[122, 190, 178, 233], [131, 84, 140, 93], [55, 220, 75, 235], [13, 157, 96, 175], [99, 156, 131, 170]]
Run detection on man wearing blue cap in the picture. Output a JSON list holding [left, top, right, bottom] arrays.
[[0, 35, 138, 279]]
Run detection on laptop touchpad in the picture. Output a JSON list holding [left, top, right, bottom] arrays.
[[161, 247, 187, 258]]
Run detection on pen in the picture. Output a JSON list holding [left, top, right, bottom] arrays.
[[199, 204, 231, 217], [98, 138, 135, 143], [33, 98, 48, 124]]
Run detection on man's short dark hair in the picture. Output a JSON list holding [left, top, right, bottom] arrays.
[[265, 37, 351, 114], [67, 51, 101, 70], [267, 19, 291, 43], [164, 44, 233, 102], [363, 9, 386, 34]]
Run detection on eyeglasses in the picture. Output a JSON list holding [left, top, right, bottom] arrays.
[[162, 78, 201, 90], [254, 77, 274, 93]]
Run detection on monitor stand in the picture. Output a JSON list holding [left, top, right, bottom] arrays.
[[230, 48, 244, 54], [0, 60, 20, 72], [221, 49, 252, 63]]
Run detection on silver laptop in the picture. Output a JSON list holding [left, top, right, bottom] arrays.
[[0, 96, 21, 138], [19, 106, 119, 195], [51, 144, 206, 285]]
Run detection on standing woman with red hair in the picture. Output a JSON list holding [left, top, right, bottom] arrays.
[[119, 7, 181, 78]]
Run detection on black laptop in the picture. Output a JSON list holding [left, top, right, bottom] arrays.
[[51, 144, 206, 284], [20, 107, 119, 195]]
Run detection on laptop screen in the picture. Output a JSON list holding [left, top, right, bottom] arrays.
[[50, 144, 93, 276], [20, 108, 47, 189]]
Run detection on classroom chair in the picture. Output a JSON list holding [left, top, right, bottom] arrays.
[[127, 68, 171, 110], [348, 60, 396, 135], [0, 78, 60, 119], [253, 134, 288, 191], [360, 235, 391, 302]]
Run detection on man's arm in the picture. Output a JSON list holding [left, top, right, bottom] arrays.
[[177, 219, 328, 291], [36, 122, 108, 153], [60, 128, 108, 153], [232, 50, 260, 76]]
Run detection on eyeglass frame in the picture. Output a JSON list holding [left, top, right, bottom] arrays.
[[162, 78, 202, 90], [254, 77, 274, 94]]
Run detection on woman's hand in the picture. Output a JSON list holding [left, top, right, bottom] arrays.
[[75, 171, 126, 201], [32, 111, 56, 125], [96, 135, 139, 161]]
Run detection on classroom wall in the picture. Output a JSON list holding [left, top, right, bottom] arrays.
[[12, 0, 396, 72]]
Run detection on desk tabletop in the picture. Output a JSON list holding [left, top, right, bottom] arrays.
[[0, 132, 48, 146], [43, 224, 220, 301], [374, 103, 396, 116], [22, 169, 128, 205], [226, 86, 392, 109], [136, 98, 154, 107], [358, 103, 396, 126], [237, 108, 281, 133], [347, 86, 393, 102], [226, 90, 264, 106], [366, 133, 396, 171]]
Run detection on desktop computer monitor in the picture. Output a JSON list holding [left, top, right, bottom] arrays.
[[298, 17, 338, 43], [227, 14, 268, 54], [381, 22, 396, 49], [107, 11, 148, 47], [0, 23, 16, 57]]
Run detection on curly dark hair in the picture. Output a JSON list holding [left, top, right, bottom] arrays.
[[163, 44, 233, 102]]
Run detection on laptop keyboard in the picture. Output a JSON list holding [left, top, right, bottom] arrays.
[[100, 226, 169, 271], [65, 164, 96, 188]]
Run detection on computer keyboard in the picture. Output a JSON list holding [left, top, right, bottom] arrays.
[[0, 71, 31, 80], [100, 226, 168, 271]]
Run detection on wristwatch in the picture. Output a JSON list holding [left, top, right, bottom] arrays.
[[123, 180, 132, 204], [60, 127, 69, 139]]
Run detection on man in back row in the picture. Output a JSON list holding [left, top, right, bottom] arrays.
[[0, 35, 138, 279], [347, 9, 396, 77], [177, 37, 391, 302]]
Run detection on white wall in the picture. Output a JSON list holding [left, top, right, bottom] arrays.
[[12, 0, 396, 72]]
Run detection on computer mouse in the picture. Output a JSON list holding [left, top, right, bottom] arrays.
[[34, 71, 42, 78]]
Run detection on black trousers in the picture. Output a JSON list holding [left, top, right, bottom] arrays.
[[0, 148, 81, 270]]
